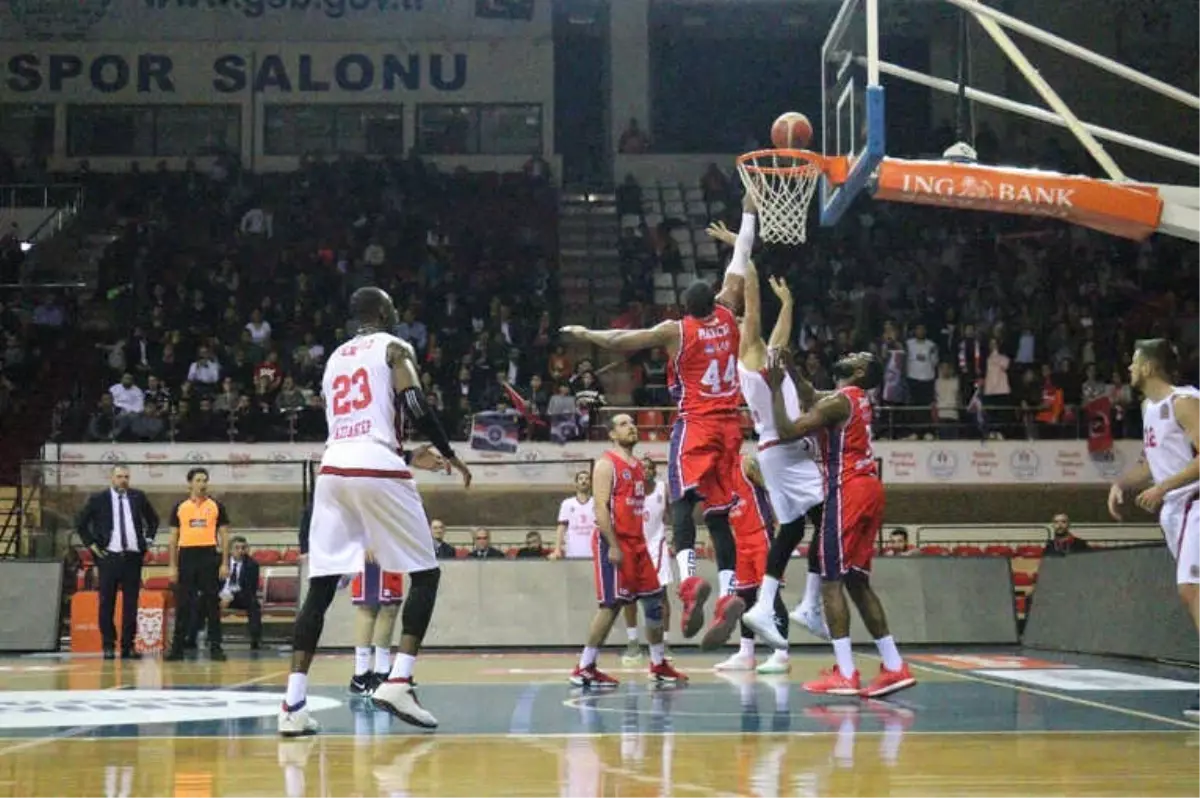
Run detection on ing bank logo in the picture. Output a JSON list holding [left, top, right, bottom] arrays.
[[0, 690, 341, 729], [4, 0, 114, 40]]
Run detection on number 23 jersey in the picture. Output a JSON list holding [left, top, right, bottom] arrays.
[[669, 303, 742, 416], [321, 331, 410, 470]]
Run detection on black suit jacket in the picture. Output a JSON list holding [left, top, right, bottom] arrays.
[[76, 488, 160, 554], [227, 556, 260, 597]]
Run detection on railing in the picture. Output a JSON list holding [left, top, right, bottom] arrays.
[[0, 184, 86, 211]]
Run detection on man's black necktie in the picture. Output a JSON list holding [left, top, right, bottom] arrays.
[[118, 493, 131, 552]]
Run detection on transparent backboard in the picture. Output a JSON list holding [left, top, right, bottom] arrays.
[[820, 0, 886, 227]]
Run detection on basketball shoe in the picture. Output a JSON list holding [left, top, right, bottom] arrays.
[[755, 650, 791, 675], [741, 602, 788, 650], [569, 665, 620, 689], [277, 701, 320, 737], [372, 677, 438, 729], [802, 666, 862, 696], [713, 651, 756, 671], [649, 661, 687, 684], [790, 602, 830, 641], [678, 576, 711, 638], [348, 674, 374, 696], [860, 663, 916, 698], [700, 595, 745, 650]]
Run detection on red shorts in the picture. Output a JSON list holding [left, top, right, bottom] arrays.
[[818, 476, 885, 579], [350, 562, 404, 607], [667, 413, 743, 512], [593, 531, 663, 607], [734, 525, 771, 590]]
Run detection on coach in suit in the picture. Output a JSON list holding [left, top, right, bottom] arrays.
[[75, 465, 160, 659], [220, 536, 262, 649]]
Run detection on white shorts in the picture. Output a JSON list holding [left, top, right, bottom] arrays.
[[308, 465, 437, 578], [758, 440, 824, 524], [646, 534, 674, 587], [1159, 490, 1199, 585]]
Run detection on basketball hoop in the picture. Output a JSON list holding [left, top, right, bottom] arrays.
[[736, 149, 831, 245]]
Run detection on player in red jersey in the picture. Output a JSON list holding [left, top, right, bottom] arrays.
[[560, 200, 757, 647], [767, 351, 916, 698], [570, 414, 687, 688], [713, 452, 793, 674]]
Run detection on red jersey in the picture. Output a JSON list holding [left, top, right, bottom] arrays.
[[602, 450, 646, 541], [826, 385, 879, 487], [668, 303, 741, 416], [729, 462, 775, 540]]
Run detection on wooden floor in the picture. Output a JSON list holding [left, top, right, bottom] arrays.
[[0, 649, 1195, 796]]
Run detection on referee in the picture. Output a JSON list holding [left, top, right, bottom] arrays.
[[165, 467, 232, 661]]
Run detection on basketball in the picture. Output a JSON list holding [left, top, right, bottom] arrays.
[[771, 112, 813, 150]]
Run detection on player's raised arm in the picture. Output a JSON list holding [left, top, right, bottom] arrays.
[[767, 357, 849, 441], [591, 456, 621, 562], [766, 277, 793, 352], [713, 194, 757, 312], [560, 321, 677, 354], [389, 341, 472, 488], [738, 257, 764, 361], [1136, 395, 1200, 513]]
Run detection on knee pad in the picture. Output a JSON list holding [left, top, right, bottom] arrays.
[[640, 593, 665, 629], [401, 567, 441, 642], [293, 574, 339, 653]]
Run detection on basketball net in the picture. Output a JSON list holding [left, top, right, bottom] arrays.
[[736, 150, 826, 245]]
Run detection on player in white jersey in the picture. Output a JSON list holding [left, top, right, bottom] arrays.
[[279, 287, 472, 737], [553, 470, 596, 559], [1107, 338, 1198, 720], [706, 218, 828, 648], [641, 458, 674, 642]]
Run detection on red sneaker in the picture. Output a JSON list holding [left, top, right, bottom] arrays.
[[678, 576, 712, 639], [569, 665, 620, 689], [649, 661, 688, 684], [802, 666, 862, 696], [699, 594, 746, 650], [861, 663, 916, 698]]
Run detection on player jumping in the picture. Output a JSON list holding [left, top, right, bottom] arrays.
[[569, 414, 686, 688], [1107, 338, 1198, 720], [767, 351, 915, 697], [560, 199, 754, 647], [715, 452, 792, 674], [279, 286, 472, 736]]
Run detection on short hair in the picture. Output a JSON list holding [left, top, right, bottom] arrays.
[[231, 535, 248, 546], [575, 469, 589, 480], [1135, 338, 1177, 376], [349, 286, 392, 325], [186, 467, 209, 483], [681, 281, 715, 318], [110, 464, 129, 474], [890, 528, 908, 540]]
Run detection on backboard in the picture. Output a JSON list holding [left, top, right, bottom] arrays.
[[819, 0, 885, 227]]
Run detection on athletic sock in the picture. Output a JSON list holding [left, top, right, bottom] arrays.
[[579, 646, 599, 669], [353, 646, 371, 677], [758, 575, 780, 608], [389, 653, 415, 681], [625, 626, 639, 643], [739, 637, 755, 658], [832, 637, 855, 679], [649, 643, 665, 666], [874, 635, 903, 670], [373, 646, 392, 674], [718, 569, 735, 597], [676, 548, 696, 579], [802, 572, 822, 606], [284, 673, 307, 708]]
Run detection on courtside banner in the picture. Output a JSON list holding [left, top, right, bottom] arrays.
[[43, 440, 1143, 489]]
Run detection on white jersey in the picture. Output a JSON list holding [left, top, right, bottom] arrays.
[[738, 363, 808, 449], [1142, 386, 1200, 504], [642, 481, 667, 545], [557, 496, 596, 558], [320, 331, 408, 470]]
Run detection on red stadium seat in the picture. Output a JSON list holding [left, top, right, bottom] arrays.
[[953, 545, 984, 557], [455, 547, 470, 559], [282, 549, 300, 564], [148, 549, 169, 565], [1014, 594, 1029, 615], [1011, 571, 1036, 588], [252, 550, 281, 565], [637, 410, 666, 441], [919, 545, 949, 556], [1016, 545, 1044, 558], [505, 547, 518, 559], [984, 545, 1013, 557], [144, 576, 171, 590]]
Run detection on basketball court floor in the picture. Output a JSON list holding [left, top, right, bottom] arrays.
[[0, 648, 1194, 796]]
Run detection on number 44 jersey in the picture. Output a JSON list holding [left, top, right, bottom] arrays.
[[669, 304, 742, 417], [321, 332, 410, 470]]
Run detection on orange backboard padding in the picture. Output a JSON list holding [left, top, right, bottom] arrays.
[[873, 158, 1164, 241], [70, 589, 174, 654]]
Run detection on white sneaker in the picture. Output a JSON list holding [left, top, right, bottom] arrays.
[[790, 602, 831, 641], [278, 703, 320, 737], [741, 603, 789, 650], [372, 679, 438, 729], [713, 652, 756, 671], [756, 650, 791, 674]]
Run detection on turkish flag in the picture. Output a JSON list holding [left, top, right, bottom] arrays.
[[1085, 395, 1113, 454]]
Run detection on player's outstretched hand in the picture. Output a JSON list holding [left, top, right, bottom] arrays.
[[1106, 483, 1124, 520], [705, 220, 737, 245], [768, 276, 792, 304], [410, 444, 449, 473], [449, 456, 473, 489], [765, 355, 787, 390], [559, 325, 588, 342]]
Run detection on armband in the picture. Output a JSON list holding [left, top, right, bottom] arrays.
[[725, 213, 757, 277]]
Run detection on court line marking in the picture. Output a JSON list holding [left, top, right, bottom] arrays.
[[872, 653, 1198, 730], [0, 669, 288, 757], [0, 728, 1190, 744]]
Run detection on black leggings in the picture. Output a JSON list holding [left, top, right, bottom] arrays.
[[765, 505, 823, 580]]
